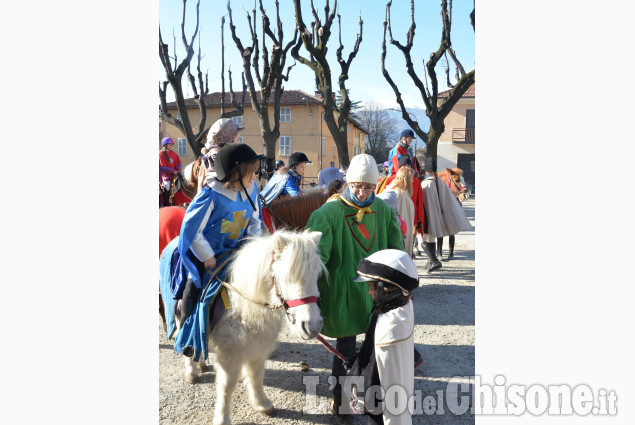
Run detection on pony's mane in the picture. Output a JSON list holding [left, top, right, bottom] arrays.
[[182, 159, 201, 186], [267, 190, 328, 230], [226, 230, 327, 315]]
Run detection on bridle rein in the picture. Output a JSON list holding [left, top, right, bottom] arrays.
[[215, 254, 318, 324]]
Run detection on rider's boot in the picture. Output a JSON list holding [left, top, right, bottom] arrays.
[[448, 235, 455, 260], [423, 242, 442, 273], [179, 278, 199, 324]]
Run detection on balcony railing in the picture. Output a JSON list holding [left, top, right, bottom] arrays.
[[452, 128, 475, 143]]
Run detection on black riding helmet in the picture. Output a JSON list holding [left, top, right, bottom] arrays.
[[288, 152, 311, 168], [214, 143, 263, 182]]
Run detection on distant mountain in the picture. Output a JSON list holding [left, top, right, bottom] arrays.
[[385, 107, 430, 134], [385, 107, 430, 152]]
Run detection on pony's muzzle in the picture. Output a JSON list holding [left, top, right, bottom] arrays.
[[300, 316, 322, 340]]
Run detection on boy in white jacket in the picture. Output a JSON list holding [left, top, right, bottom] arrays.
[[344, 249, 419, 425]]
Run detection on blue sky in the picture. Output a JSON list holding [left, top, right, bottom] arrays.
[[159, 0, 474, 111]]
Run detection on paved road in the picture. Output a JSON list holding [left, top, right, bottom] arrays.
[[410, 197, 475, 424]]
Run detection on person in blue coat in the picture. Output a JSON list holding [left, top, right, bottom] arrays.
[[387, 129, 419, 177], [260, 151, 312, 206], [176, 143, 263, 356]]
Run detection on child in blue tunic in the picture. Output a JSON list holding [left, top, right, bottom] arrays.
[[260, 151, 311, 205], [175, 143, 264, 360]]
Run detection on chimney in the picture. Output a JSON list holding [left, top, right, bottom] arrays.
[[314, 91, 323, 98]]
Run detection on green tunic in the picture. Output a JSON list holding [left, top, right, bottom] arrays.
[[305, 197, 405, 338]]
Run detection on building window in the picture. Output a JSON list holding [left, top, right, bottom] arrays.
[[280, 107, 291, 123], [232, 115, 243, 125], [279, 136, 291, 156], [178, 138, 187, 156], [321, 137, 325, 156], [177, 111, 182, 123], [239, 136, 244, 144]]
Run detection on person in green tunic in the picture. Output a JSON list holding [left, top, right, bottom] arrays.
[[305, 153, 404, 425]]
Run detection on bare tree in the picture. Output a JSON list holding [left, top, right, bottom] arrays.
[[159, 0, 246, 158], [219, 15, 248, 121], [335, 89, 362, 119], [382, 0, 475, 160], [357, 101, 399, 163], [227, 0, 298, 179], [291, 0, 363, 168], [159, 0, 209, 157]]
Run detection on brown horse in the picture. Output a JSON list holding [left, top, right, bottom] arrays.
[[437, 167, 469, 203], [168, 158, 202, 207], [264, 189, 331, 232]]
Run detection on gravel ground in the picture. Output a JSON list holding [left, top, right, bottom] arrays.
[[159, 198, 475, 425]]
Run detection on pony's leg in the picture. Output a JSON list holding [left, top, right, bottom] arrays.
[[243, 358, 274, 415], [197, 355, 210, 373], [159, 293, 167, 333], [172, 311, 201, 384], [213, 357, 241, 425], [436, 237, 444, 260], [183, 355, 200, 384], [448, 235, 455, 259]]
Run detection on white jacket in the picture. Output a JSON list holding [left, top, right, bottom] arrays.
[[421, 175, 472, 237], [375, 301, 415, 425]]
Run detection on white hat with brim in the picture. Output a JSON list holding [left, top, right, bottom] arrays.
[[353, 249, 419, 293]]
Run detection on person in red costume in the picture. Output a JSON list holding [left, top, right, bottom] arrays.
[[159, 206, 186, 257], [386, 129, 420, 177], [158, 205, 187, 330], [159, 137, 182, 206]]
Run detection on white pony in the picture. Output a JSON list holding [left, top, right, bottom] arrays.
[[174, 230, 326, 425]]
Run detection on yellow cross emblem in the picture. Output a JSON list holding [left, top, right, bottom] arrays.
[[220, 210, 249, 239]]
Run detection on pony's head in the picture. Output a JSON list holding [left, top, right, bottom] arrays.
[[439, 167, 468, 201], [228, 230, 326, 340], [269, 230, 326, 339]]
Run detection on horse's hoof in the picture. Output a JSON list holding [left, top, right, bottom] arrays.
[[212, 415, 230, 425], [198, 362, 212, 373], [253, 398, 274, 416], [258, 405, 275, 417], [185, 373, 199, 384]]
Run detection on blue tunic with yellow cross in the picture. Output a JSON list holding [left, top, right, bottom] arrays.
[[173, 179, 262, 361]]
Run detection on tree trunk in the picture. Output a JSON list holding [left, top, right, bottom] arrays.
[[425, 122, 445, 160]]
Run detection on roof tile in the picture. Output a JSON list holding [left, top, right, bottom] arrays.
[[437, 82, 475, 98], [166, 89, 323, 109]]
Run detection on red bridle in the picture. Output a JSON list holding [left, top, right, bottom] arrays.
[[271, 279, 319, 324]]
